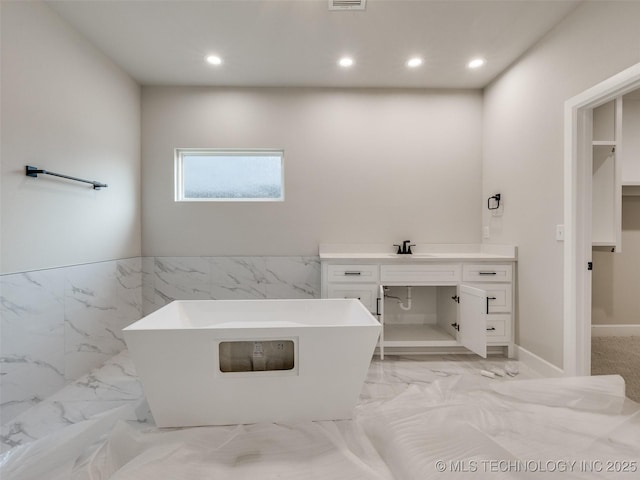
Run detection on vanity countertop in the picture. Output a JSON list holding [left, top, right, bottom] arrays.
[[319, 244, 517, 261]]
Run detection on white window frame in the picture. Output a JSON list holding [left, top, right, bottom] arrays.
[[174, 148, 285, 202]]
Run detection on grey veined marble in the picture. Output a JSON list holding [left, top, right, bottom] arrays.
[[1, 258, 142, 423], [0, 351, 536, 453], [1, 255, 320, 424], [0, 269, 66, 423], [144, 256, 321, 314], [5, 350, 639, 480]]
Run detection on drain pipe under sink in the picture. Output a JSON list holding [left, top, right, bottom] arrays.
[[399, 286, 412, 311]]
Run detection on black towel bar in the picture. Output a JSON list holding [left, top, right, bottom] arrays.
[[26, 165, 107, 190]]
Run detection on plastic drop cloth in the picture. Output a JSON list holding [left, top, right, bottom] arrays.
[[2, 375, 639, 480], [358, 374, 640, 479]]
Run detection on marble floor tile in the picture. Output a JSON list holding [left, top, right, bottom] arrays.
[[0, 351, 535, 453], [360, 354, 539, 403], [2, 348, 638, 480], [0, 351, 143, 453]]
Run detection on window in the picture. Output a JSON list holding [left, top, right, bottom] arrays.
[[175, 149, 284, 201], [218, 340, 295, 373]]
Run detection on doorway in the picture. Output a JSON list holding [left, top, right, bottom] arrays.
[[564, 62, 640, 376]]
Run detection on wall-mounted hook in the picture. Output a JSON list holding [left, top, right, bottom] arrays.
[[487, 193, 501, 210]]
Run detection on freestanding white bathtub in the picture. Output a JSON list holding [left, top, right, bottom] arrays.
[[123, 299, 381, 427]]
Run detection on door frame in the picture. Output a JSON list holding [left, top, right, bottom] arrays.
[[563, 62, 640, 376]]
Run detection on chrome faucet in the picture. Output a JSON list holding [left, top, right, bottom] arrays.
[[394, 240, 415, 255]]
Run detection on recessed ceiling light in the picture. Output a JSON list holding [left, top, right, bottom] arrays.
[[406, 57, 423, 68], [206, 55, 222, 65], [467, 58, 486, 69], [338, 57, 354, 68]]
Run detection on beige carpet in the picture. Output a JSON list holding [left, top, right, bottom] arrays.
[[591, 335, 640, 402]]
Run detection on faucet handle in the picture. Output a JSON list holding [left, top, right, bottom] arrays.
[[407, 244, 415, 254], [393, 244, 402, 254]]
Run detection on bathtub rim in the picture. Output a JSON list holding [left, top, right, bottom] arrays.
[[123, 298, 380, 331]]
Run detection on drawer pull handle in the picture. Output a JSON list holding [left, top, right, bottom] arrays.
[[479, 272, 497, 275], [486, 296, 497, 314], [344, 271, 362, 276], [486, 327, 496, 331]]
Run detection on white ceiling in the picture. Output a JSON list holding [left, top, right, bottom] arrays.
[[48, 0, 581, 89]]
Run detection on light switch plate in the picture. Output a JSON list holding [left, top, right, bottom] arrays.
[[556, 225, 564, 241]]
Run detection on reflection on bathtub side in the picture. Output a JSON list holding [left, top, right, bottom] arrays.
[[219, 340, 295, 372]]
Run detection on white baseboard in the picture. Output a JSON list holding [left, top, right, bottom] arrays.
[[516, 345, 564, 378], [592, 324, 640, 337]]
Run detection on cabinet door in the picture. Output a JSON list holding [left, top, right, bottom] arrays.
[[327, 284, 378, 313], [459, 284, 488, 358], [465, 282, 511, 313], [377, 284, 384, 360], [486, 314, 511, 342]]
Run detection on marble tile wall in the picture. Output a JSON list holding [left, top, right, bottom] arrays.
[[143, 256, 321, 315], [0, 258, 142, 423], [1, 255, 321, 424]]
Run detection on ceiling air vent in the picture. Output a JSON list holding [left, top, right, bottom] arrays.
[[329, 0, 366, 11]]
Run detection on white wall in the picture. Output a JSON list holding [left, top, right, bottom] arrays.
[[483, 1, 640, 367], [142, 87, 483, 256], [0, 1, 141, 274], [0, 1, 143, 423]]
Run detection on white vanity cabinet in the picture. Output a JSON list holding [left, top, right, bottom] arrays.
[[325, 264, 380, 313], [462, 264, 513, 350], [320, 245, 516, 359]]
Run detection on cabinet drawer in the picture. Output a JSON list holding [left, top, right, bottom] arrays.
[[327, 284, 378, 313], [467, 282, 512, 313], [326, 264, 379, 283], [380, 264, 461, 283], [463, 264, 512, 282], [486, 315, 511, 342]]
